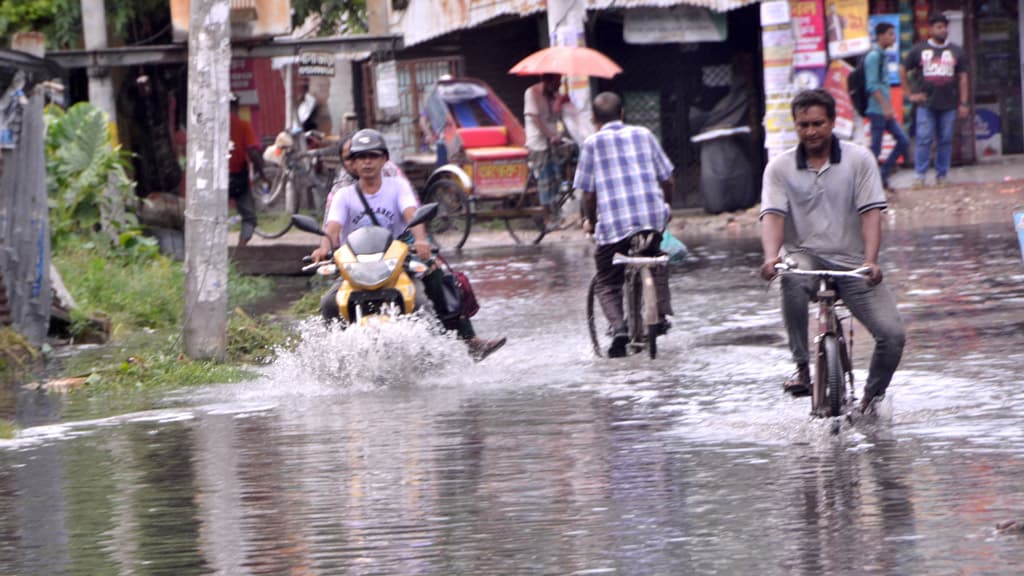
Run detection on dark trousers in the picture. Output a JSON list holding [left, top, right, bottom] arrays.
[[593, 231, 673, 330], [320, 268, 475, 340], [867, 114, 910, 188], [780, 251, 906, 400], [229, 171, 257, 242]]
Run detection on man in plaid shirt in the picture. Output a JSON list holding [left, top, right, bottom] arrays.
[[574, 92, 675, 358]]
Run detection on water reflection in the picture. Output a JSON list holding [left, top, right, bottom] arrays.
[[2, 222, 1024, 574]]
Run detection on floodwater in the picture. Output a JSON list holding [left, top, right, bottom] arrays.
[[3, 219, 1024, 575]]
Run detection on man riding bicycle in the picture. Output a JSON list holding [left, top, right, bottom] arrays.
[[759, 89, 906, 414], [574, 92, 675, 358]]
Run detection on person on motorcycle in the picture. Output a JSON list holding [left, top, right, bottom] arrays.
[[310, 129, 506, 361], [574, 92, 675, 358]]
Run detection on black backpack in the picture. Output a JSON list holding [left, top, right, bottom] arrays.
[[848, 50, 886, 116]]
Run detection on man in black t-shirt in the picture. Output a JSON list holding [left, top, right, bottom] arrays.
[[899, 12, 969, 188]]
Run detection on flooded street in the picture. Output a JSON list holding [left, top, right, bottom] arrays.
[[3, 217, 1024, 575]]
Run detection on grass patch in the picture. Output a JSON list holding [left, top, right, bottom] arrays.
[[0, 328, 40, 382], [0, 419, 17, 440], [49, 239, 285, 394], [53, 244, 275, 337]]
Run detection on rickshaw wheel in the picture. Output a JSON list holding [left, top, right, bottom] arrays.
[[423, 177, 472, 251], [503, 216, 547, 245]]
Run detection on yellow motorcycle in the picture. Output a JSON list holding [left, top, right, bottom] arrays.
[[291, 204, 438, 324]]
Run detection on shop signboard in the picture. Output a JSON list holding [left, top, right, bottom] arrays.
[[624, 6, 727, 44], [822, 59, 856, 139], [868, 14, 901, 85], [824, 0, 870, 58], [790, 0, 827, 89]]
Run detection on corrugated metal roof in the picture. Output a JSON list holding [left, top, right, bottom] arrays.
[[394, 0, 760, 48]]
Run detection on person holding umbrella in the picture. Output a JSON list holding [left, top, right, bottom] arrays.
[[523, 73, 569, 229]]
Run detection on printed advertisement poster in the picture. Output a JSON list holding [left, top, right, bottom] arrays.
[[868, 14, 901, 85], [762, 27, 796, 93], [824, 0, 870, 58], [823, 59, 856, 138], [791, 0, 827, 68]]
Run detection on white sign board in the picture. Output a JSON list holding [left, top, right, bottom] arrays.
[[374, 61, 400, 112], [624, 6, 727, 44]]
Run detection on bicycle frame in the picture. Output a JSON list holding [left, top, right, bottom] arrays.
[[612, 252, 669, 357], [776, 264, 869, 417]]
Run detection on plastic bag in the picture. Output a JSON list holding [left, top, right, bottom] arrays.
[[661, 231, 688, 263]]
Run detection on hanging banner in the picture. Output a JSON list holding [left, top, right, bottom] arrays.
[[790, 0, 827, 89], [824, 0, 871, 58], [868, 14, 901, 85], [822, 59, 856, 138]]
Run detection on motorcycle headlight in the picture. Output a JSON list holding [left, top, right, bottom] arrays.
[[343, 260, 394, 286]]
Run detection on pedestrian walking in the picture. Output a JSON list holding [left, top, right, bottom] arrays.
[[866, 21, 910, 192], [228, 94, 266, 248], [759, 89, 905, 414], [899, 12, 969, 188]]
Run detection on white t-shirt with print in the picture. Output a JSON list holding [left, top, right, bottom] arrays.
[[325, 178, 419, 247]]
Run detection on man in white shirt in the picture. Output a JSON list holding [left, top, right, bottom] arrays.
[[524, 74, 566, 227]]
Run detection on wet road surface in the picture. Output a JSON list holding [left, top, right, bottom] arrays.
[[3, 219, 1024, 575]]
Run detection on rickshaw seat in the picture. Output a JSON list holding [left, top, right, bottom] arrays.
[[464, 146, 529, 161], [457, 126, 508, 148]]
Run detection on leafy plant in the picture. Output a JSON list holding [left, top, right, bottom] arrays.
[[0, 0, 169, 50], [292, 0, 368, 35], [45, 102, 137, 250]]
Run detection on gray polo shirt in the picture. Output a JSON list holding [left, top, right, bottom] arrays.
[[760, 138, 887, 268]]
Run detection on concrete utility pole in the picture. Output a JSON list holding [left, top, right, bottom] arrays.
[[80, 0, 117, 128], [545, 0, 592, 125], [183, 0, 231, 360]]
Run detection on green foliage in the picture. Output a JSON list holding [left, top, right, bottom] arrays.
[[0, 420, 17, 440], [0, 0, 168, 49], [75, 350, 252, 392], [0, 327, 40, 381], [45, 103, 137, 249], [53, 241, 276, 337], [227, 309, 294, 363], [292, 0, 368, 35]]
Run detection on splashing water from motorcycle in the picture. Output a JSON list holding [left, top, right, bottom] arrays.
[[262, 313, 475, 393]]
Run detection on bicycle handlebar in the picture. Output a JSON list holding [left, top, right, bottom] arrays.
[[773, 263, 871, 279], [612, 253, 670, 267]]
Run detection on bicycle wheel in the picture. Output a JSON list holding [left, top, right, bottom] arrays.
[[586, 274, 610, 358], [823, 335, 843, 417], [423, 177, 471, 251], [626, 270, 644, 350], [641, 268, 659, 359], [252, 172, 296, 239]]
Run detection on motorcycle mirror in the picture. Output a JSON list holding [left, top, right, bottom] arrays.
[[291, 214, 326, 236], [405, 202, 439, 230]]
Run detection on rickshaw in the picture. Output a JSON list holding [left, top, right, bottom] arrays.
[[416, 77, 577, 250]]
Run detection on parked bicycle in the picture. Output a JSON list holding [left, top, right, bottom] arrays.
[[587, 233, 669, 359], [255, 129, 339, 239], [773, 261, 871, 418]]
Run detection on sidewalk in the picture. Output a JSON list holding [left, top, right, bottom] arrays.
[[889, 153, 1024, 189]]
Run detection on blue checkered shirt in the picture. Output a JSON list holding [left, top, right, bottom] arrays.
[[572, 121, 673, 245]]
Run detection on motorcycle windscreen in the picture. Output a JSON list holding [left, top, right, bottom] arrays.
[[347, 226, 393, 255]]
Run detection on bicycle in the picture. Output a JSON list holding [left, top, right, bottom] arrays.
[[587, 233, 669, 359], [773, 262, 870, 418], [254, 131, 338, 239]]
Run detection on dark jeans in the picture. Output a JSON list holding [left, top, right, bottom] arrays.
[[229, 171, 257, 242], [593, 231, 673, 330], [867, 113, 909, 188], [320, 268, 475, 340], [780, 251, 906, 400], [914, 107, 957, 179]]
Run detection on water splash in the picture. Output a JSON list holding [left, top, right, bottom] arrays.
[[262, 314, 474, 393]]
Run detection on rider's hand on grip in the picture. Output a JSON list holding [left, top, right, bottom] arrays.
[[761, 256, 783, 281], [861, 262, 883, 286]]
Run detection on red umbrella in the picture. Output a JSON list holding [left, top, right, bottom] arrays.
[[508, 46, 623, 79]]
